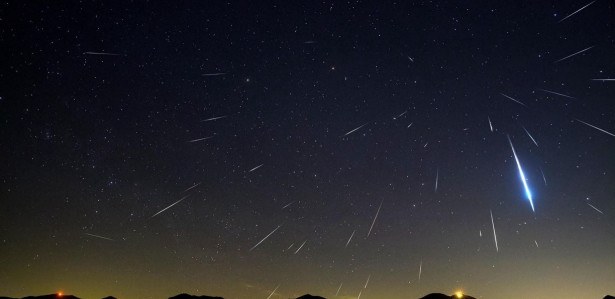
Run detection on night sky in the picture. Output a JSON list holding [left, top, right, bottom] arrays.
[[1, 1, 615, 299]]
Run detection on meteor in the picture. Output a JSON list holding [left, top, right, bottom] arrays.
[[587, 203, 604, 214], [294, 240, 307, 254], [490, 210, 499, 252], [150, 195, 191, 218], [575, 119, 615, 137], [434, 169, 439, 192], [364, 274, 370, 289], [183, 182, 201, 192], [248, 164, 264, 173], [507, 135, 535, 212], [418, 260, 422, 282], [249, 225, 281, 251], [84, 51, 120, 56], [488, 116, 493, 132], [537, 88, 576, 99], [345, 230, 356, 247], [367, 200, 383, 237], [554, 45, 594, 63], [266, 284, 280, 299], [500, 93, 527, 107], [343, 122, 369, 137], [202, 72, 226, 76], [187, 136, 213, 143], [84, 233, 114, 241], [592, 79, 615, 81], [522, 126, 538, 147], [558, 1, 596, 23], [201, 115, 227, 122], [336, 283, 343, 296], [393, 110, 407, 119]]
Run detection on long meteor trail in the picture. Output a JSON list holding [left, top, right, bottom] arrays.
[[150, 195, 191, 218], [507, 135, 535, 212], [575, 119, 615, 137], [500, 93, 527, 107], [490, 210, 499, 252], [84, 233, 114, 241], [367, 200, 383, 237], [558, 1, 596, 23], [554, 45, 594, 63], [249, 225, 281, 251]]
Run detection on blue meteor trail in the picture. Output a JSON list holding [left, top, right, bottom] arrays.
[[507, 135, 535, 212]]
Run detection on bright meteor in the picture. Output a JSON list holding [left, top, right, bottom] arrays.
[[507, 135, 535, 212]]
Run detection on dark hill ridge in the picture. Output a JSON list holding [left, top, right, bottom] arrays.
[[0, 295, 81, 299], [420, 293, 477, 299], [296, 295, 326, 299], [168, 294, 224, 299]]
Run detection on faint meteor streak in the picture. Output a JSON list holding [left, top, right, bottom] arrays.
[[587, 203, 604, 214], [490, 210, 499, 252], [187, 136, 213, 143], [539, 167, 547, 186], [336, 283, 343, 296], [364, 274, 371, 288], [294, 240, 307, 254], [434, 169, 439, 192], [200, 115, 227, 122], [248, 164, 264, 173], [407, 122, 414, 128], [249, 225, 281, 251], [554, 46, 594, 63], [345, 230, 356, 247], [202, 72, 226, 76], [575, 119, 615, 137], [84, 51, 120, 56], [534, 240, 539, 248], [500, 93, 527, 107], [537, 88, 576, 99], [367, 200, 383, 237], [558, 1, 596, 23], [393, 110, 407, 119], [281, 201, 295, 210], [266, 284, 280, 299], [357, 290, 363, 299], [150, 195, 191, 218], [592, 79, 615, 81], [183, 182, 201, 192], [418, 260, 422, 282], [488, 116, 493, 132], [522, 126, 538, 147], [507, 135, 535, 212], [84, 233, 114, 241], [343, 123, 369, 137]]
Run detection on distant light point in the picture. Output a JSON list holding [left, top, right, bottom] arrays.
[[455, 291, 464, 298]]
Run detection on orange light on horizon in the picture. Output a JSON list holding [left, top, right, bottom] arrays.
[[57, 292, 63, 297], [455, 291, 464, 298]]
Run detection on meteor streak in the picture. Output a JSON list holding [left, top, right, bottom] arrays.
[[393, 110, 407, 119], [150, 195, 191, 218], [500, 93, 527, 107], [343, 123, 369, 137], [587, 203, 604, 214], [345, 230, 356, 247], [84, 233, 114, 241], [367, 200, 383, 237], [539, 167, 547, 186], [537, 88, 576, 99], [575, 119, 615, 137], [336, 283, 343, 296], [281, 201, 295, 210], [490, 210, 499, 252], [201, 115, 227, 122], [522, 126, 539, 147], [187, 136, 213, 143], [418, 260, 422, 282], [507, 135, 535, 212], [249, 225, 281, 251], [202, 72, 227, 76], [266, 284, 280, 299], [183, 182, 201, 192], [364, 274, 371, 289], [488, 116, 493, 132], [434, 169, 439, 192], [407, 122, 414, 128], [294, 240, 307, 254], [554, 46, 594, 63], [592, 79, 615, 81], [84, 51, 120, 56], [558, 1, 596, 23], [248, 164, 264, 173]]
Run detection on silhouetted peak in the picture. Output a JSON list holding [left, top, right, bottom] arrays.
[[20, 295, 80, 299], [168, 294, 224, 299], [603, 296, 615, 299], [296, 295, 326, 299], [420, 293, 477, 299], [101, 296, 117, 299]]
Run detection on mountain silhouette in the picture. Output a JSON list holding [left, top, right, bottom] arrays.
[[420, 293, 477, 299], [603, 296, 615, 299], [168, 294, 224, 299], [0, 295, 81, 299], [295, 295, 326, 299]]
